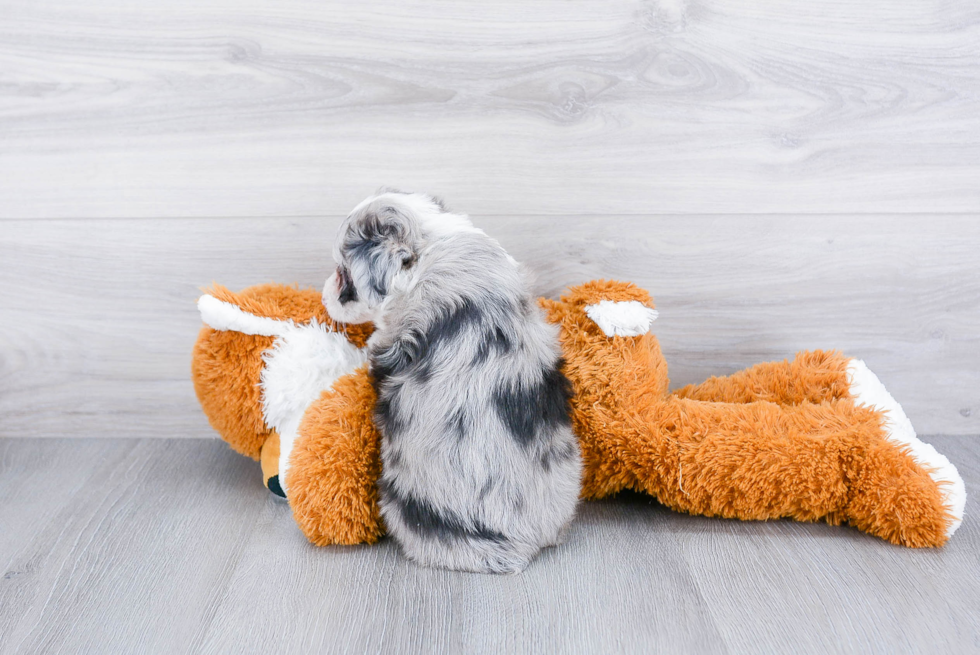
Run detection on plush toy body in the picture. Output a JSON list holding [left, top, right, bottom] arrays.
[[193, 281, 965, 549]]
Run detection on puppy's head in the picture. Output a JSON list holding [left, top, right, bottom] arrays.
[[323, 189, 474, 324]]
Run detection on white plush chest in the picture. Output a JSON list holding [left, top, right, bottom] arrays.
[[259, 322, 368, 494]]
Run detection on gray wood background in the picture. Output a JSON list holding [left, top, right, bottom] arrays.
[[1, 0, 979, 438]]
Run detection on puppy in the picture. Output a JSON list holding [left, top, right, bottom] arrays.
[[323, 190, 582, 573]]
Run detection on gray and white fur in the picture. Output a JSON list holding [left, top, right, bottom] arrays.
[[323, 190, 582, 574]]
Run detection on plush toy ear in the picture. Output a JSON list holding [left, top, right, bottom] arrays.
[[585, 300, 659, 337], [560, 279, 656, 308], [538, 280, 659, 340]]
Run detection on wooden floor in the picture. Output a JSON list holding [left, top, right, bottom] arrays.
[[0, 436, 977, 654]]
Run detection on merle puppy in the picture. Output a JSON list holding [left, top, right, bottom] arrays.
[[323, 190, 582, 573]]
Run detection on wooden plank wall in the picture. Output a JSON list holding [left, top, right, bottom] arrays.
[[1, 0, 978, 437]]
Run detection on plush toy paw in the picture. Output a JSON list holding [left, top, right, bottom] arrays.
[[847, 359, 966, 539]]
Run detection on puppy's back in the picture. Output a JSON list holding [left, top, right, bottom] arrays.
[[372, 232, 582, 573]]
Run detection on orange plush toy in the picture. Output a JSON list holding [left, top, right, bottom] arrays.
[[192, 280, 965, 549]]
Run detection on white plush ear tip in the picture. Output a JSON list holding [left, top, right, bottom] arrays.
[[584, 300, 659, 337]]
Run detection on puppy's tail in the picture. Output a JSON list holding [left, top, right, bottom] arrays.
[[197, 293, 291, 337]]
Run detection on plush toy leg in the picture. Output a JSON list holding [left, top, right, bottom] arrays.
[[670, 352, 966, 541], [260, 431, 286, 498], [615, 396, 956, 547], [285, 368, 385, 546], [672, 350, 852, 406]]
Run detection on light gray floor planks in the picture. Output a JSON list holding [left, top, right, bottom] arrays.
[[0, 436, 977, 654], [0, 0, 978, 218], [1, 216, 978, 438]]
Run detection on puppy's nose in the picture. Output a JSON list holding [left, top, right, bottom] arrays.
[[266, 474, 286, 499]]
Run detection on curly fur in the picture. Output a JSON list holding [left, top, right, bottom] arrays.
[[323, 190, 582, 573]]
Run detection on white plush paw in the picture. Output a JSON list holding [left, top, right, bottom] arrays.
[[585, 300, 659, 337], [847, 359, 966, 538]]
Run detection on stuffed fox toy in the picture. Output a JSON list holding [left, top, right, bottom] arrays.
[[192, 280, 965, 548]]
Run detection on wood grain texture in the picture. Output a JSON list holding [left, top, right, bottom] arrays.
[[0, 437, 977, 654], [0, 0, 978, 218], [1, 215, 978, 438], [2, 3, 977, 650]]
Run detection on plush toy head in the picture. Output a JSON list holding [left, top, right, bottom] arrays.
[[191, 283, 373, 488]]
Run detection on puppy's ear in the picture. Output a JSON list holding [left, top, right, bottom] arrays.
[[397, 246, 417, 269]]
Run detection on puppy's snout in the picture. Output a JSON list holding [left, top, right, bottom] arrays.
[[336, 266, 358, 304]]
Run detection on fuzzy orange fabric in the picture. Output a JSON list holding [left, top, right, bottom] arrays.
[[260, 431, 281, 489], [542, 280, 951, 547], [193, 279, 956, 548], [288, 368, 385, 546], [673, 350, 853, 406], [191, 284, 373, 459], [192, 326, 274, 460]]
